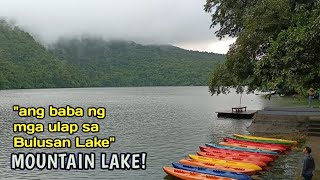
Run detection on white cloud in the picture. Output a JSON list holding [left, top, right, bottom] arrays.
[[0, 0, 233, 53], [175, 39, 236, 54]]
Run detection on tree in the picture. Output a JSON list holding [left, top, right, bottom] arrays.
[[205, 0, 320, 95]]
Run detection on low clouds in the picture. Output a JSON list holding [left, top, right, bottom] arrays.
[[0, 0, 234, 53]]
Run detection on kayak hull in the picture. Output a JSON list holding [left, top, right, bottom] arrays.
[[231, 135, 294, 145], [224, 137, 291, 150], [233, 134, 297, 145], [172, 162, 253, 180], [189, 154, 262, 171], [197, 151, 267, 167], [206, 143, 279, 155], [199, 145, 274, 162], [179, 159, 257, 175], [219, 142, 285, 152], [163, 167, 235, 180]]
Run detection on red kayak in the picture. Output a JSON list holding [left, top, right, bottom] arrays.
[[224, 137, 291, 151], [199, 145, 277, 159], [197, 151, 267, 167], [219, 142, 285, 153], [199, 146, 273, 163]]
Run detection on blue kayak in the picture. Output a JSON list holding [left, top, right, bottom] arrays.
[[172, 162, 253, 180], [206, 143, 279, 155]]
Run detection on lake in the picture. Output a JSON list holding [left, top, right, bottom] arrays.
[[0, 86, 300, 179]]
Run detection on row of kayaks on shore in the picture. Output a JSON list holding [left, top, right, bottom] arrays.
[[163, 134, 297, 180]]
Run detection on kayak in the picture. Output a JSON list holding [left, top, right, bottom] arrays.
[[199, 145, 274, 162], [172, 162, 253, 180], [219, 141, 285, 152], [163, 167, 236, 180], [233, 134, 297, 145], [224, 137, 291, 150], [179, 159, 257, 175], [197, 151, 267, 167], [206, 143, 279, 155], [229, 135, 294, 146], [189, 154, 262, 171], [201, 145, 277, 159]]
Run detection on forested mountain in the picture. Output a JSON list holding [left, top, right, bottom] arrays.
[[49, 38, 224, 87], [0, 19, 225, 89], [0, 20, 88, 89]]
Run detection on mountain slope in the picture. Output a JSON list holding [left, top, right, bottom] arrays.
[[0, 19, 225, 89], [0, 20, 88, 89], [50, 37, 225, 87]]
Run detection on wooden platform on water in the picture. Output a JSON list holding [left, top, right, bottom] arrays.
[[216, 110, 257, 119]]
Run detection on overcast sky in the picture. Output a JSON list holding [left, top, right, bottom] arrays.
[[0, 0, 235, 53]]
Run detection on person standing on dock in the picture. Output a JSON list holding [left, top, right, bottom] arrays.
[[308, 88, 315, 108], [301, 146, 315, 180]]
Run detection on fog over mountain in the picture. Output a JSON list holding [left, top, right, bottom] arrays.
[[0, 0, 235, 53]]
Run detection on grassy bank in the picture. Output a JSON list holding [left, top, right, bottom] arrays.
[[260, 94, 320, 108], [276, 95, 320, 107]]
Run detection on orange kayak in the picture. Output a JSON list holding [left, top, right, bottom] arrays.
[[200, 146, 273, 163], [219, 142, 284, 152], [197, 151, 267, 167], [179, 159, 257, 175], [163, 167, 236, 180]]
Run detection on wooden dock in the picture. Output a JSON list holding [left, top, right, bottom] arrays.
[[216, 110, 257, 119]]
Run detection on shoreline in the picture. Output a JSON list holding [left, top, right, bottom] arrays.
[[248, 107, 320, 134], [246, 105, 320, 179]]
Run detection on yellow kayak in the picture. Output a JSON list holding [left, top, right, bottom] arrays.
[[189, 154, 262, 171], [233, 134, 297, 145]]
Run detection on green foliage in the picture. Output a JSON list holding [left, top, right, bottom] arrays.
[[49, 37, 225, 87], [0, 20, 88, 89], [206, 0, 320, 95], [258, 7, 320, 93], [0, 19, 224, 89], [204, 0, 258, 38], [208, 63, 236, 95]]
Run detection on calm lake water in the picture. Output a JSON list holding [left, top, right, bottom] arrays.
[[0, 86, 300, 179]]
